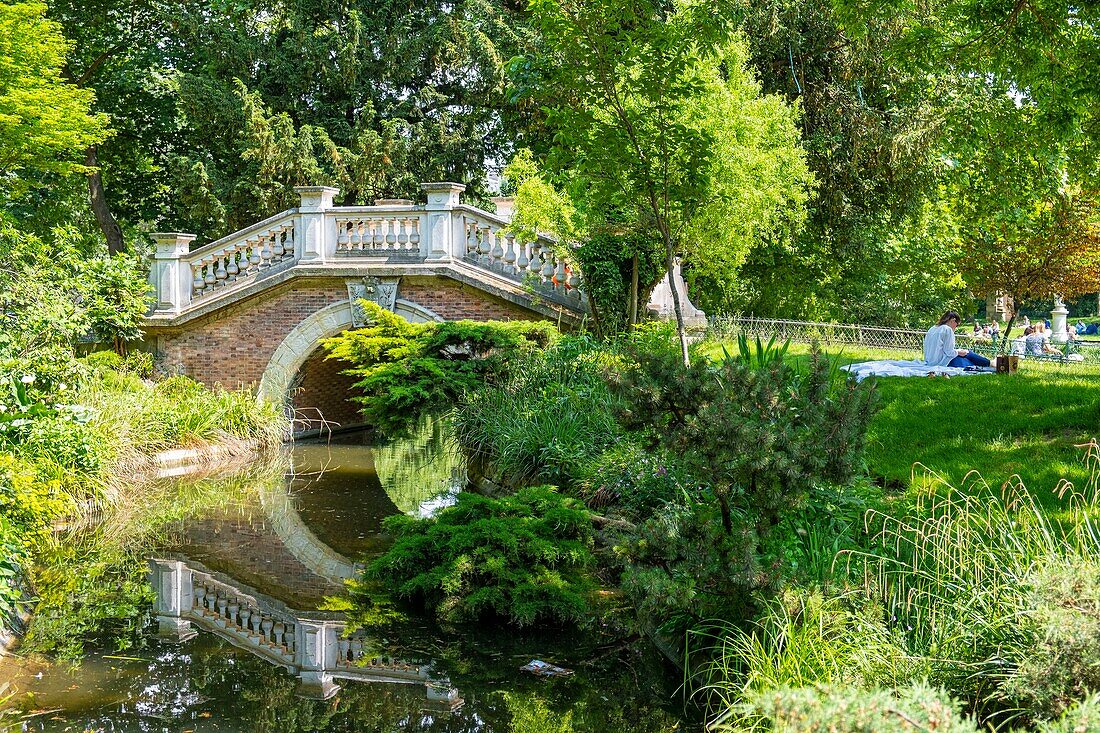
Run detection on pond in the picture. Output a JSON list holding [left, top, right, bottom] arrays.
[[0, 422, 685, 732]]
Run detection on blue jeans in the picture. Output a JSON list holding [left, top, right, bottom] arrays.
[[948, 350, 991, 368]]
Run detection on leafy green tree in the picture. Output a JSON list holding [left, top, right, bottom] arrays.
[[515, 0, 811, 360], [0, 2, 108, 199], [729, 0, 966, 326]]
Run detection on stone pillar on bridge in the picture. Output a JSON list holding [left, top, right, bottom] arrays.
[[150, 233, 196, 314], [295, 619, 341, 699], [421, 182, 466, 261], [294, 186, 340, 263], [148, 558, 198, 642]]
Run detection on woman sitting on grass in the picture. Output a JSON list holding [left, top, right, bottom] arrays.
[[924, 311, 991, 369]]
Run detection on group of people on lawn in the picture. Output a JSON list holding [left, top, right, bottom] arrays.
[[925, 310, 1083, 368]]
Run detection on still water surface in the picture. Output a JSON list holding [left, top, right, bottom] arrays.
[[1, 427, 682, 732]]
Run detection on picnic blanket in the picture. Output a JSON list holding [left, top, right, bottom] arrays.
[[841, 360, 994, 382]]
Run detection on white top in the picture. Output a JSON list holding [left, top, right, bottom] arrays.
[[923, 324, 957, 367]]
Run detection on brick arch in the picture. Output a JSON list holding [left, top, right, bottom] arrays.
[[257, 298, 442, 406]]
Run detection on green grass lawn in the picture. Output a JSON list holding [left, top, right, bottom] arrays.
[[698, 341, 1100, 507]]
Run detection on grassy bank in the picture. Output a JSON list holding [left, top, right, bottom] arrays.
[[699, 342, 1100, 505], [0, 355, 288, 632]]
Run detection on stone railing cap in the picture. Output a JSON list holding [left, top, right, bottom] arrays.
[[151, 232, 197, 241], [293, 185, 341, 194], [420, 182, 466, 192]]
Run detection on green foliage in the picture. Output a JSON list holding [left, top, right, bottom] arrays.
[[574, 231, 666, 337], [0, 2, 109, 196], [366, 486, 596, 626], [1004, 560, 1100, 720], [739, 682, 980, 733], [453, 338, 622, 488], [611, 340, 879, 535], [324, 300, 558, 436], [577, 442, 703, 517], [847, 457, 1100, 722], [1039, 695, 1100, 733], [694, 590, 915, 729], [0, 514, 27, 627], [515, 0, 811, 355]]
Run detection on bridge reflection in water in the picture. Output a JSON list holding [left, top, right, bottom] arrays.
[[149, 557, 461, 708], [149, 428, 464, 708]]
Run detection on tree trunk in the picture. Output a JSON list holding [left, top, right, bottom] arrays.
[[665, 249, 690, 366], [86, 145, 125, 254], [1000, 313, 1017, 355], [628, 252, 639, 328]]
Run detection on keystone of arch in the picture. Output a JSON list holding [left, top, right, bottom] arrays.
[[257, 298, 442, 405]]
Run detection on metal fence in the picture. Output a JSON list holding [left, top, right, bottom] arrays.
[[706, 315, 1100, 365]]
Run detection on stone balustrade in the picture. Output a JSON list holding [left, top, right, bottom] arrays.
[[149, 182, 584, 317], [149, 557, 462, 706]]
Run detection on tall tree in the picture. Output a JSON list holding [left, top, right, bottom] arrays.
[[46, 0, 182, 253], [727, 0, 964, 326], [515, 0, 811, 361], [0, 2, 108, 205]]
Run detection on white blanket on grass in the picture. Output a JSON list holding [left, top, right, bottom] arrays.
[[841, 360, 992, 382]]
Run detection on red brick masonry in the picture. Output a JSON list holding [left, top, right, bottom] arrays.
[[151, 275, 547, 429]]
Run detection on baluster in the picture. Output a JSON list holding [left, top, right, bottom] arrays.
[[201, 257, 216, 291], [568, 269, 582, 302], [541, 247, 557, 283], [215, 595, 228, 627], [259, 235, 273, 267], [336, 219, 349, 252], [528, 243, 543, 282], [503, 234, 517, 271], [270, 228, 285, 259], [516, 239, 530, 274], [192, 584, 206, 611], [554, 258, 568, 292], [284, 223, 295, 257], [239, 247, 252, 277], [250, 611, 263, 638], [397, 218, 409, 250], [370, 218, 384, 250], [466, 219, 478, 258], [338, 638, 351, 665], [272, 622, 286, 649], [260, 616, 274, 645], [226, 248, 239, 280], [349, 638, 363, 662], [238, 608, 252, 635], [203, 588, 217, 615], [285, 623, 296, 653], [192, 263, 206, 296], [409, 217, 421, 251], [385, 218, 398, 249], [248, 237, 261, 268], [478, 226, 492, 265], [348, 219, 361, 251], [490, 227, 504, 265]]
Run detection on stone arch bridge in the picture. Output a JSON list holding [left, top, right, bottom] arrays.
[[144, 183, 587, 433]]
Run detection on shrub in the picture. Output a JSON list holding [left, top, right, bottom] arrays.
[[83, 350, 123, 372], [366, 486, 595, 626], [1039, 694, 1100, 733], [453, 337, 622, 488], [577, 442, 704, 516], [324, 301, 558, 436], [739, 682, 980, 733], [1005, 560, 1100, 719]]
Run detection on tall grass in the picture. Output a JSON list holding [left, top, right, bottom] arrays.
[[693, 590, 914, 731], [452, 341, 623, 488], [79, 370, 286, 474], [695, 443, 1100, 730]]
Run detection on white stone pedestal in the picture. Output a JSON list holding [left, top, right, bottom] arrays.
[[1052, 303, 1070, 343]]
